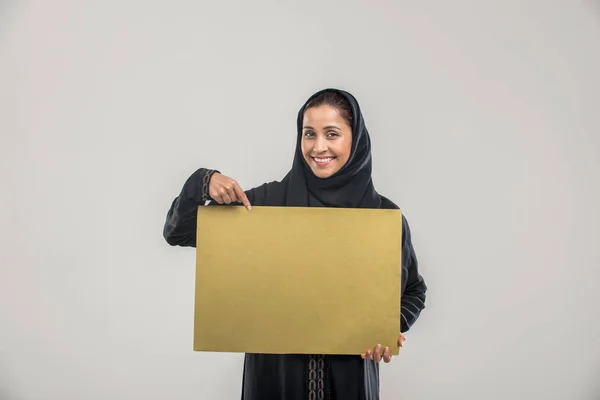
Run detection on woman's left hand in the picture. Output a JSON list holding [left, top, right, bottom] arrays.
[[361, 333, 406, 363]]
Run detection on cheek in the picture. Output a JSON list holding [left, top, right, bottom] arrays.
[[338, 139, 352, 161], [301, 139, 310, 157]]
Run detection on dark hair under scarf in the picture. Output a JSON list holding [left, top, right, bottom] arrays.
[[283, 88, 382, 209]]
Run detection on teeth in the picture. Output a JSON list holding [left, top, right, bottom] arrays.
[[315, 157, 333, 162]]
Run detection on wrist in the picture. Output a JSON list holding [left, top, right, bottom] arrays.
[[201, 169, 219, 202]]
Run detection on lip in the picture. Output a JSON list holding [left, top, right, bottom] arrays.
[[312, 156, 336, 166]]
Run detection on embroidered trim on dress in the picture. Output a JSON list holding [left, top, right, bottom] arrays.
[[308, 355, 325, 400], [201, 169, 217, 202]]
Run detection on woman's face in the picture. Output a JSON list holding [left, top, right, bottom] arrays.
[[301, 105, 353, 178]]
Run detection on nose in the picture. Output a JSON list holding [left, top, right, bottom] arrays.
[[313, 136, 327, 153]]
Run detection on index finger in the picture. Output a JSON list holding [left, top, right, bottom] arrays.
[[233, 182, 252, 210]]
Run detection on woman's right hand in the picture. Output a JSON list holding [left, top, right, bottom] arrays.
[[208, 172, 252, 210]]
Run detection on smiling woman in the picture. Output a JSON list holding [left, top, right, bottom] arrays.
[[301, 92, 353, 178], [162, 88, 427, 400]]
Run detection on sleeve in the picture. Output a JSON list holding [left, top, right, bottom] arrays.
[[400, 215, 427, 333], [162, 168, 258, 248]]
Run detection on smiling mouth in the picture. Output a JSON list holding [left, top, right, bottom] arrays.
[[312, 157, 336, 166]]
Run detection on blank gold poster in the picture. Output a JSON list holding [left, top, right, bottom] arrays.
[[194, 206, 402, 355]]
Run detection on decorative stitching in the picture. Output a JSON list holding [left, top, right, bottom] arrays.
[[201, 169, 217, 202], [308, 355, 325, 400], [317, 356, 325, 400], [308, 356, 317, 400]]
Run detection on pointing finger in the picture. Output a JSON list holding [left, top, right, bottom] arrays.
[[233, 182, 252, 210]]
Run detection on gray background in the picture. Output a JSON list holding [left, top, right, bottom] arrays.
[[1, 0, 599, 399]]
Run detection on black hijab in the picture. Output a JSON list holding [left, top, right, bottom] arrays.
[[282, 88, 382, 209]]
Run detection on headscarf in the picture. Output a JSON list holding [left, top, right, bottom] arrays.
[[283, 88, 382, 209]]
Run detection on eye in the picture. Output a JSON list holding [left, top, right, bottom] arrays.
[[326, 131, 339, 138], [303, 131, 315, 138]]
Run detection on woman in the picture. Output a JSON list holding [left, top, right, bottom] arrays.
[[163, 88, 427, 400]]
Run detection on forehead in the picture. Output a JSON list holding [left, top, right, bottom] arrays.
[[302, 106, 347, 126]]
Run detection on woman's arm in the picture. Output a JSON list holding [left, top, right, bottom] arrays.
[[400, 215, 427, 332], [163, 168, 216, 247], [162, 168, 254, 248]]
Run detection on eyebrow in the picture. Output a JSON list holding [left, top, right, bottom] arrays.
[[302, 125, 341, 130]]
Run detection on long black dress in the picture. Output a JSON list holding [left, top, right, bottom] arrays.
[[163, 88, 427, 400]]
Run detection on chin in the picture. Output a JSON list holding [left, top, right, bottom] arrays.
[[311, 167, 339, 178]]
